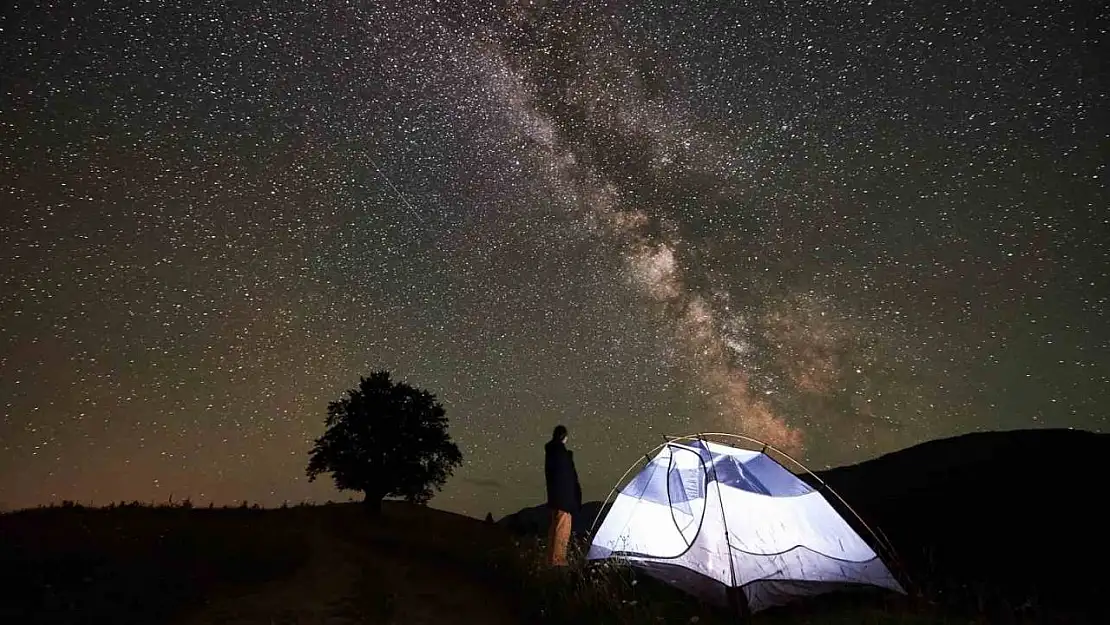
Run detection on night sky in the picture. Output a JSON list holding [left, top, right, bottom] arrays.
[[1, 0, 1106, 518]]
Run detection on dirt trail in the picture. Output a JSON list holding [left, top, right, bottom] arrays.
[[177, 513, 520, 625], [175, 516, 361, 625]]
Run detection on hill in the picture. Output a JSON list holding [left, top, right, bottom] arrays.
[[5, 499, 952, 625], [814, 428, 1109, 617], [3, 497, 1025, 625], [0, 501, 522, 625], [499, 428, 1109, 622], [497, 500, 609, 537], [5, 428, 1106, 625]]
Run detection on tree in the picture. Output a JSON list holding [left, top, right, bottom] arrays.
[[306, 371, 463, 514]]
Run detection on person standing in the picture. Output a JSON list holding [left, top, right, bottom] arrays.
[[544, 424, 582, 567]]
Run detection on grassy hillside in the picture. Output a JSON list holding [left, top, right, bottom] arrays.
[[4, 496, 1097, 625], [0, 501, 309, 624], [1, 500, 522, 625]]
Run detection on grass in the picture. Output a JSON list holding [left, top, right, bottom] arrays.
[[482, 524, 1097, 625], [0, 500, 310, 625], [491, 535, 974, 625], [1, 501, 1100, 625]]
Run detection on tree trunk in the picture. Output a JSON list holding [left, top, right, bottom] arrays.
[[363, 490, 384, 516]]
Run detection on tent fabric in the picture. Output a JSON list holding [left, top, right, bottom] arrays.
[[586, 438, 904, 613]]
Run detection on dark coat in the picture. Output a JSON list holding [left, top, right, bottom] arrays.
[[544, 439, 582, 513]]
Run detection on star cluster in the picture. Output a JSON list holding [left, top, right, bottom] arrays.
[[1, 0, 1106, 517]]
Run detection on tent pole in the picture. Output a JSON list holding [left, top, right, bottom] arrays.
[[686, 431, 911, 593], [698, 435, 750, 623], [585, 445, 670, 539]]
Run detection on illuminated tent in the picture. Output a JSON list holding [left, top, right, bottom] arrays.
[[586, 435, 905, 615]]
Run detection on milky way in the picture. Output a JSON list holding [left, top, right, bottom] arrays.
[[1, 0, 1106, 517]]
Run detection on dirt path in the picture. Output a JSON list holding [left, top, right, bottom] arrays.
[[176, 512, 521, 625], [175, 515, 361, 624]]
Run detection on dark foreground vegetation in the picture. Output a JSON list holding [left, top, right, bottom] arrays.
[[0, 501, 309, 625], [2, 494, 1103, 625]]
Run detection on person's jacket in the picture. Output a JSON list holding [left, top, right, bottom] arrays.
[[544, 439, 582, 513]]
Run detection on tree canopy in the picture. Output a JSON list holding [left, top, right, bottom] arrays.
[[306, 371, 463, 511]]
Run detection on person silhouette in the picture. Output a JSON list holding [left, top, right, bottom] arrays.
[[544, 424, 582, 566]]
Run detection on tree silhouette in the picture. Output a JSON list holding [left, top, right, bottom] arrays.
[[306, 371, 463, 513]]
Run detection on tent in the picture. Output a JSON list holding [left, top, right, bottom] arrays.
[[586, 434, 906, 615]]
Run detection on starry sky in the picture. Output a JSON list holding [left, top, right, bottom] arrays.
[[1, 0, 1106, 518]]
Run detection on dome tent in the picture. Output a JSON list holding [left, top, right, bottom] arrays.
[[585, 433, 906, 616]]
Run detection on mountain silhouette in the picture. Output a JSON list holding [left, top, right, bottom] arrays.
[[497, 500, 610, 538], [813, 428, 1107, 615]]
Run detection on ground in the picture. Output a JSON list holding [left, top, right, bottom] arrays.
[[175, 504, 519, 625], [1, 499, 1102, 625], [0, 502, 521, 625]]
